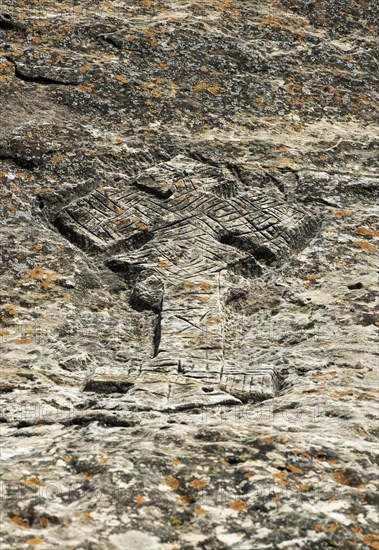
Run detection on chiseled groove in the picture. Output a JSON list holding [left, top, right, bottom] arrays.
[[57, 209, 108, 244]]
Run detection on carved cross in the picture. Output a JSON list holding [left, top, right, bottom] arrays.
[[53, 156, 317, 409]]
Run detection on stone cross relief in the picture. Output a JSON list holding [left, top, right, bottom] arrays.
[[49, 156, 318, 411]]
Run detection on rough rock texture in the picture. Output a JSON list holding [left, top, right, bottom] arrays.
[[0, 1, 378, 549]]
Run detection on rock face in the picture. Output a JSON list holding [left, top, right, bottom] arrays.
[[0, 1, 378, 549]]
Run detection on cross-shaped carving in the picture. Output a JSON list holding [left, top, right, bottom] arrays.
[[53, 156, 318, 410]]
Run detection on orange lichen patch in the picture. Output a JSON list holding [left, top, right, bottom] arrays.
[[363, 534, 379, 549], [23, 477, 44, 488], [115, 74, 128, 84], [114, 138, 123, 145], [14, 338, 32, 345], [3, 304, 17, 315], [332, 210, 353, 219], [184, 282, 196, 291], [63, 456, 72, 462], [299, 483, 312, 491], [172, 458, 182, 465], [288, 95, 305, 105], [272, 472, 288, 486], [138, 222, 149, 230], [286, 83, 302, 94], [79, 472, 93, 480], [324, 523, 341, 533], [315, 452, 336, 465], [83, 513, 92, 522], [229, 500, 248, 512], [0, 329, 10, 336], [213, 0, 239, 15], [0, 61, 12, 73], [63, 295, 71, 301], [78, 84, 94, 93], [174, 180, 186, 188], [194, 507, 206, 515], [356, 427, 367, 437], [79, 63, 91, 74], [25, 267, 57, 281], [99, 457, 109, 463], [207, 316, 221, 325], [11, 512, 30, 528], [332, 469, 365, 487], [125, 33, 137, 42], [291, 449, 311, 459], [355, 227, 379, 237], [178, 494, 193, 504], [354, 240, 377, 253], [178, 195, 188, 202], [194, 82, 221, 94], [286, 463, 302, 474], [135, 495, 145, 504], [51, 155, 65, 164], [40, 280, 56, 288], [244, 472, 253, 478], [101, 1, 114, 9], [190, 479, 208, 490], [9, 48, 24, 57], [157, 260, 170, 268], [263, 15, 305, 36], [26, 538, 44, 547], [200, 282, 213, 292], [314, 523, 341, 534], [306, 274, 318, 281], [165, 476, 180, 491], [199, 296, 209, 302]]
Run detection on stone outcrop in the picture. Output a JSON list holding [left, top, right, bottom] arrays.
[[0, 1, 378, 549]]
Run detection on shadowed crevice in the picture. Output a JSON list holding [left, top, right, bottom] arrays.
[[5, 57, 78, 86]]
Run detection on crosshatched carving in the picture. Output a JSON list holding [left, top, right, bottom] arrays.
[[48, 156, 318, 410]]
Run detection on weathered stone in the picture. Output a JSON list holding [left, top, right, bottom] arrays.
[[0, 0, 378, 548]]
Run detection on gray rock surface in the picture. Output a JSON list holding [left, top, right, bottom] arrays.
[[0, 0, 378, 549]]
